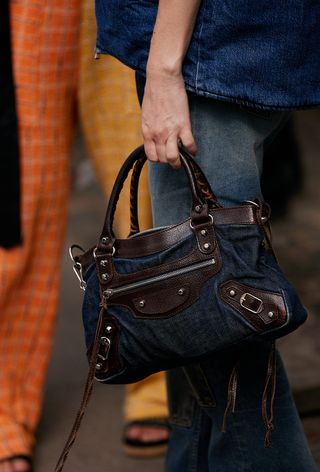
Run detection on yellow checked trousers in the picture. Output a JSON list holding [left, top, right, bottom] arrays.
[[79, 0, 168, 423]]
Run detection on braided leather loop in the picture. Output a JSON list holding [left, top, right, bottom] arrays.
[[96, 145, 220, 254]]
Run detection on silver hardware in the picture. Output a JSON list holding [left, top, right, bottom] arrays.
[[139, 300, 146, 307], [190, 214, 214, 230], [244, 200, 260, 208], [229, 289, 236, 297], [240, 293, 263, 314], [69, 244, 85, 262], [178, 288, 185, 296], [268, 311, 275, 319], [93, 245, 116, 258], [69, 245, 87, 291], [195, 205, 202, 213], [201, 229, 208, 236], [203, 243, 211, 250], [100, 260, 108, 267], [101, 236, 109, 244], [103, 258, 216, 299], [106, 325, 112, 333], [102, 273, 109, 281], [100, 336, 110, 346], [96, 363, 103, 371]]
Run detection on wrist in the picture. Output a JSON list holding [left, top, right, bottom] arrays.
[[146, 56, 183, 78]]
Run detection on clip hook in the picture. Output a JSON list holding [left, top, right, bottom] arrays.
[[69, 245, 87, 291]]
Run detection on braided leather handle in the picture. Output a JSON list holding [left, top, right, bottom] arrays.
[[128, 146, 221, 236], [96, 145, 220, 253]]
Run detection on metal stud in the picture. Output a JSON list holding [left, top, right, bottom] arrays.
[[268, 311, 275, 319], [101, 236, 109, 244], [139, 300, 146, 308], [178, 288, 185, 296], [203, 243, 211, 250], [101, 273, 109, 281], [195, 205, 202, 213], [96, 363, 103, 371], [229, 289, 236, 297], [200, 229, 208, 236], [100, 259, 108, 267], [106, 325, 112, 333]]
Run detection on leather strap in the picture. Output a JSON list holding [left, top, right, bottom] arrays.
[[96, 145, 220, 255], [53, 306, 106, 472], [128, 146, 221, 236]]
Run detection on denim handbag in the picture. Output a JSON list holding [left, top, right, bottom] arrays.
[[77, 144, 307, 383], [55, 145, 307, 471]]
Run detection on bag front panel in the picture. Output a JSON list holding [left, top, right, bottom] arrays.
[[82, 222, 307, 384]]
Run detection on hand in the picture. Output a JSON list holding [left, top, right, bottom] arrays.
[[141, 70, 197, 168]]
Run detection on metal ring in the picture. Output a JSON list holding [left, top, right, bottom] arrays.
[[190, 213, 214, 230], [244, 200, 260, 208], [69, 244, 85, 263], [93, 246, 116, 258]]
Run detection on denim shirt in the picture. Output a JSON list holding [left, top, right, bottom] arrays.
[[95, 0, 320, 110]]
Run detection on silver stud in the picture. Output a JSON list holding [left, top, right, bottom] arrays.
[[100, 259, 108, 267], [201, 229, 208, 236], [195, 205, 202, 213], [101, 236, 109, 244], [96, 363, 103, 371], [178, 288, 185, 296], [203, 243, 211, 250], [268, 311, 275, 319], [229, 289, 236, 297], [106, 325, 112, 333], [101, 273, 109, 281], [100, 336, 109, 345], [139, 300, 146, 308]]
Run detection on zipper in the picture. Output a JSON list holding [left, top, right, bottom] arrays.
[[103, 258, 216, 299]]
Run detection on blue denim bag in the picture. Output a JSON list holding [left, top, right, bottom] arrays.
[[76, 145, 307, 386], [54, 145, 307, 471]]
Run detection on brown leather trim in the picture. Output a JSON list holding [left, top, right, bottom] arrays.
[[87, 315, 122, 380], [79, 204, 260, 274], [219, 280, 288, 332], [108, 261, 219, 320], [113, 205, 258, 258]]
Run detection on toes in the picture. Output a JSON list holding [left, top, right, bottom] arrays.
[[0, 460, 14, 472], [11, 459, 31, 472]]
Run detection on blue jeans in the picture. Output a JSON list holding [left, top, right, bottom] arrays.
[[136, 77, 316, 471]]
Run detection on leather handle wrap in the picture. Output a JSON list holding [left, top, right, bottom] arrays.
[[128, 146, 221, 236], [96, 145, 220, 253]]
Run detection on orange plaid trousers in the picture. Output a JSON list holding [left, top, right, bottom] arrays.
[[0, 1, 79, 459]]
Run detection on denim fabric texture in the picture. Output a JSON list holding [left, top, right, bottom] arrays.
[[82, 215, 307, 384], [95, 0, 320, 109], [135, 77, 316, 470]]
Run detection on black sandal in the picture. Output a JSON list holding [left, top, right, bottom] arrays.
[[123, 419, 171, 458]]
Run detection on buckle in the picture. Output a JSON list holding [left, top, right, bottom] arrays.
[[240, 293, 263, 314]]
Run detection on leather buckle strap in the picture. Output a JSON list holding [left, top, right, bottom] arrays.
[[239, 293, 263, 314]]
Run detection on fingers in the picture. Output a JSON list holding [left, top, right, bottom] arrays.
[[179, 127, 197, 155], [166, 134, 181, 168], [143, 128, 197, 168], [143, 139, 158, 162]]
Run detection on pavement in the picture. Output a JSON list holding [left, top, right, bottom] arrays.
[[33, 111, 320, 471]]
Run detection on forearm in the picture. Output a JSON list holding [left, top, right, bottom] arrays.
[[147, 0, 201, 76]]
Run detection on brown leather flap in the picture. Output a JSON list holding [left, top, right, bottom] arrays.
[[132, 284, 190, 316], [219, 280, 287, 331]]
